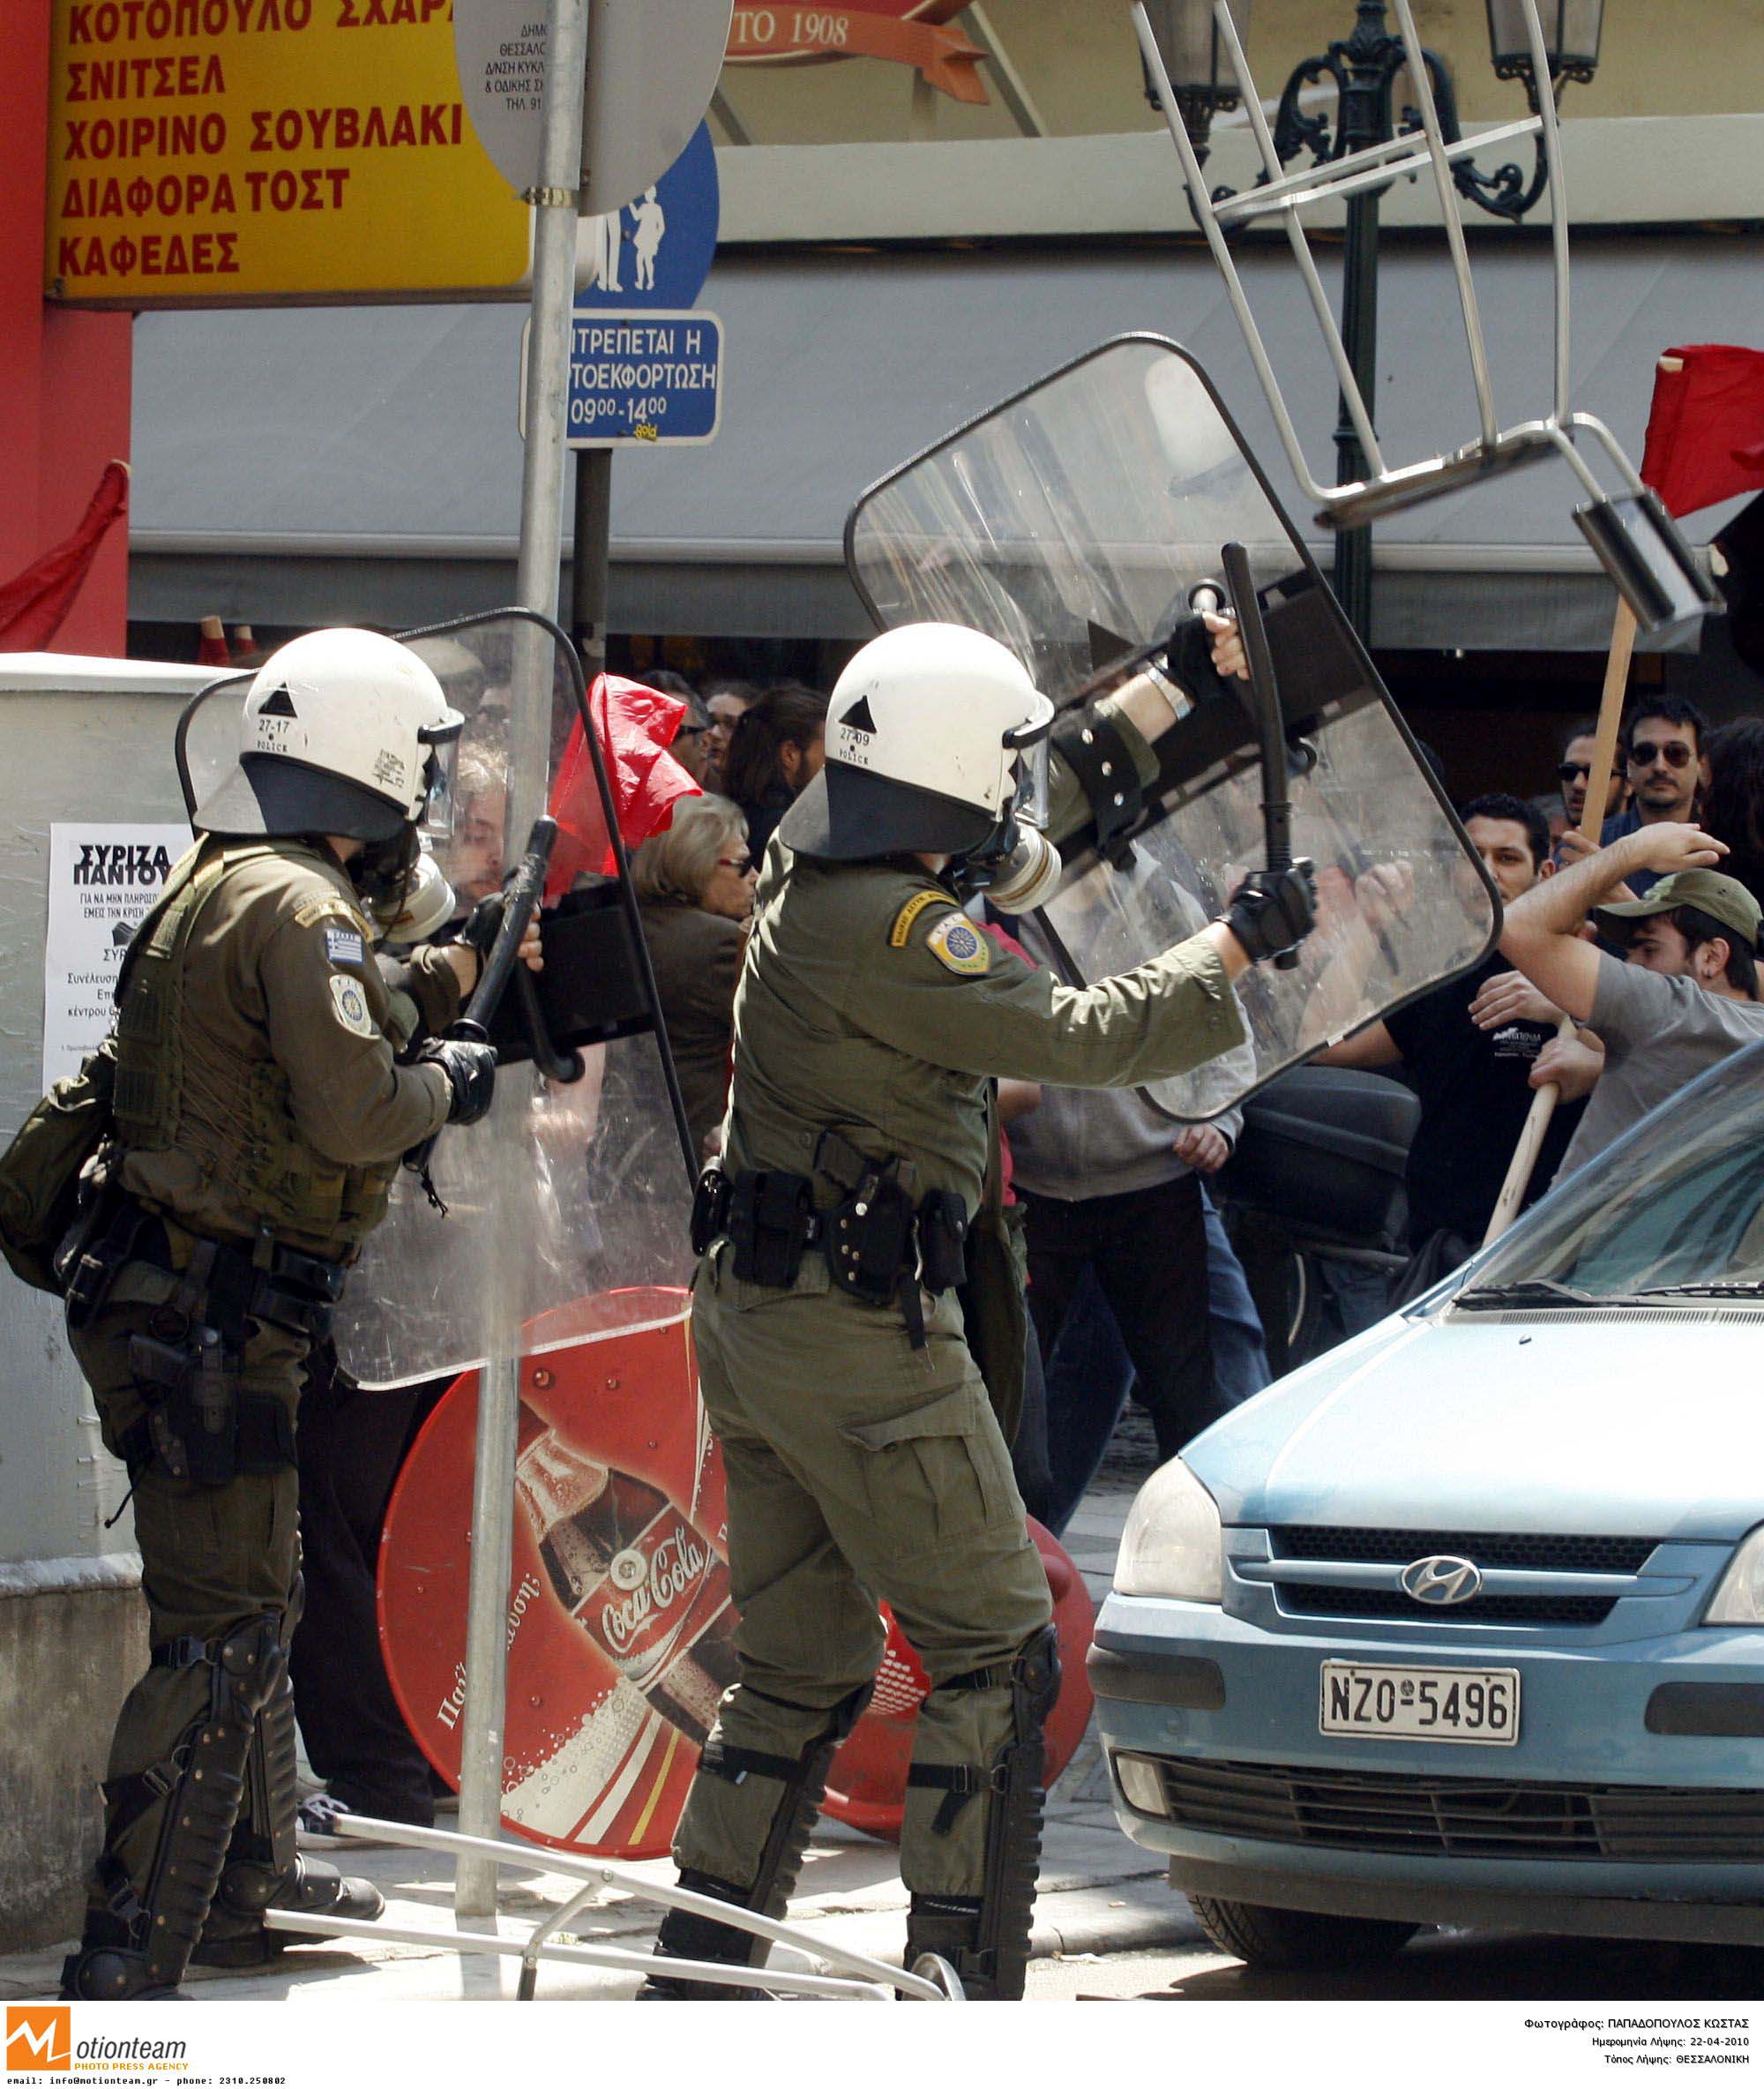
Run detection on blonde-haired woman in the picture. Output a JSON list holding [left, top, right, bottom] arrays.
[[632, 793, 757, 1158]]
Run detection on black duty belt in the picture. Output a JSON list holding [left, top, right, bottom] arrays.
[[691, 1130, 968, 1351], [64, 1188, 345, 1343]]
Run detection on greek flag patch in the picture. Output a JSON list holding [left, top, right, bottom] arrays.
[[325, 925, 366, 968], [925, 912, 990, 977]]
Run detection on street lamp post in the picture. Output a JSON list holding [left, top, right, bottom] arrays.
[[1144, 0, 1605, 640]]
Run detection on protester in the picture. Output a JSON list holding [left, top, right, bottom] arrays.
[[1499, 822, 1764, 1179], [1700, 715, 1764, 905], [1005, 898, 1252, 1476], [289, 1351, 441, 1841], [1032, 1192, 1272, 1536], [700, 676, 759, 793], [644, 669, 715, 787], [632, 794, 756, 1158], [1316, 794, 1581, 1284], [1602, 696, 1709, 842], [1552, 717, 1628, 865], [721, 681, 830, 859]]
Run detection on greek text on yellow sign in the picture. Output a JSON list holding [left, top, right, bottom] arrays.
[[45, 0, 531, 305]]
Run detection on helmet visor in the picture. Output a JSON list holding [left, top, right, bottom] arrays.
[[416, 716, 464, 837], [1005, 694, 1056, 829]]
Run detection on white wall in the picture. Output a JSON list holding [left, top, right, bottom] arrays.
[[0, 669, 206, 1572]]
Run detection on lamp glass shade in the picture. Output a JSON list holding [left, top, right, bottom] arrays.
[[1484, 0, 1603, 71], [1142, 0, 1252, 98]]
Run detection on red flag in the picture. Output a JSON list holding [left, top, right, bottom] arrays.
[[545, 673, 702, 898], [0, 460, 130, 649], [1640, 345, 1764, 519]]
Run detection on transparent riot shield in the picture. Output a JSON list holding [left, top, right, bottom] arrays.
[[845, 334, 1499, 1119], [173, 610, 697, 1384]]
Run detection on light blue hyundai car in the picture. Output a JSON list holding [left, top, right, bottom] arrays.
[[1090, 1042, 1764, 1968]]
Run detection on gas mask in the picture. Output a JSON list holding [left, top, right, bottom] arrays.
[[353, 822, 422, 926], [950, 731, 1062, 913]]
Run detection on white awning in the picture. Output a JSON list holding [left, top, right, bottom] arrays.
[[129, 231, 1764, 650]]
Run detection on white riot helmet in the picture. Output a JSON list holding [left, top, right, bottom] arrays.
[[780, 623, 1055, 863], [192, 627, 466, 844]]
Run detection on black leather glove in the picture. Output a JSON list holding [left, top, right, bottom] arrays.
[[1219, 860, 1318, 964], [416, 1038, 498, 1126]]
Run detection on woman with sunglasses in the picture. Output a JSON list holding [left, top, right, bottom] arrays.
[[631, 793, 758, 1159]]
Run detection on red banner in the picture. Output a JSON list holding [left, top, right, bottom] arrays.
[[0, 460, 128, 650], [1640, 344, 1764, 520], [726, 5, 988, 104]]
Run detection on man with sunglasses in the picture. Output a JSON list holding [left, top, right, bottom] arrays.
[[1551, 718, 1628, 866], [1601, 697, 1710, 844]]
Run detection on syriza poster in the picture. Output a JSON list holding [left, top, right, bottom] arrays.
[[42, 823, 189, 1089]]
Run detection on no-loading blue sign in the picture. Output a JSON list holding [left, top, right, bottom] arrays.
[[565, 311, 724, 448]]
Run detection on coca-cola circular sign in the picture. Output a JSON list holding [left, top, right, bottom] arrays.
[[380, 1287, 729, 1861], [381, 1284, 1098, 1864]]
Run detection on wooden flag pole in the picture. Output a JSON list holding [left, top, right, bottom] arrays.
[[1479, 595, 1637, 1246]]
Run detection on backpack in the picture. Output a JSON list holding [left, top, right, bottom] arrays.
[[0, 1041, 117, 1294]]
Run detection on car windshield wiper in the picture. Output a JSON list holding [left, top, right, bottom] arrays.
[[1627, 1278, 1764, 1299], [1452, 1277, 1600, 1311]]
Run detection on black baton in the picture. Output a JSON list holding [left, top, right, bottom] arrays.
[[1217, 543, 1299, 970]]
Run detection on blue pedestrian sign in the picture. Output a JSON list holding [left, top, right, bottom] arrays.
[[575, 121, 719, 313], [564, 311, 724, 448]]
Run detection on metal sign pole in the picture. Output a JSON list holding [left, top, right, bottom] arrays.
[[571, 447, 614, 685], [453, 0, 592, 1923]]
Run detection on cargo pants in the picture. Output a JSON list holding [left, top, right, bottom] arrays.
[[672, 1242, 1053, 1898], [67, 1256, 308, 1918]]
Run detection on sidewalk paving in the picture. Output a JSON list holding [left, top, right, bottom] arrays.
[[1, 1435, 1201, 2003]]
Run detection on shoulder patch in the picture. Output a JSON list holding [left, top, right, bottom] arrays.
[[324, 925, 366, 968], [328, 970, 378, 1039], [925, 911, 991, 977], [294, 893, 371, 937], [888, 888, 946, 948]]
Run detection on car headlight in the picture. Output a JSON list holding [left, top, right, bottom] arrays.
[[1706, 1524, 1764, 1626], [1114, 1458, 1223, 1601]]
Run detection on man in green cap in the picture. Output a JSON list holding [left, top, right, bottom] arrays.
[[636, 615, 1314, 2002], [1492, 819, 1764, 1179]]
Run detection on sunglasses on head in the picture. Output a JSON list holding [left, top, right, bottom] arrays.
[[1628, 738, 1696, 770], [1557, 760, 1621, 784]]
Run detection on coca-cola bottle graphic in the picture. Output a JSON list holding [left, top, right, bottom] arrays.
[[513, 1403, 740, 1748]]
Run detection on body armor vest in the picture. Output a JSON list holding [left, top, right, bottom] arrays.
[[112, 840, 393, 1256]]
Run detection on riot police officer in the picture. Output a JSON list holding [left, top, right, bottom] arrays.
[[57, 629, 498, 2000], [638, 622, 1313, 2001]]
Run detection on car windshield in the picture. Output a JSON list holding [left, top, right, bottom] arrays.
[[1455, 1042, 1764, 1304]]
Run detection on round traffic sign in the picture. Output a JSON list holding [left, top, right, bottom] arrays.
[[456, 0, 733, 213]]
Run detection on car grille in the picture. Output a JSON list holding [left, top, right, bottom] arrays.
[[1147, 1756, 1764, 1861], [1269, 1528, 1658, 1574], [1275, 1584, 1618, 1628]]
